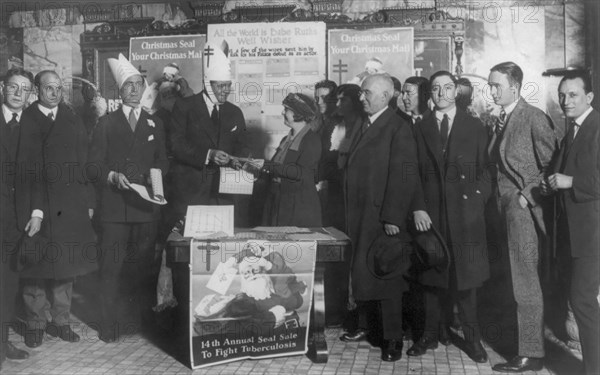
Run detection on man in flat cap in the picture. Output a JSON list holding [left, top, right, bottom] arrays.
[[89, 54, 169, 343]]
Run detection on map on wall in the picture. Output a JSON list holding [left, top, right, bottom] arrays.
[[207, 22, 327, 160]]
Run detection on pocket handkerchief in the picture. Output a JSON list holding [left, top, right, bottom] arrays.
[[231, 126, 237, 132], [148, 134, 154, 141]]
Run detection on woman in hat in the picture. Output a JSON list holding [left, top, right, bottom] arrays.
[[259, 93, 322, 227]]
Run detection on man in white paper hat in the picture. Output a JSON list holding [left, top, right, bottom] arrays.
[[88, 53, 169, 343], [169, 40, 249, 225]]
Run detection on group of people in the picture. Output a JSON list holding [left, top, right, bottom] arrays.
[[0, 38, 597, 375]]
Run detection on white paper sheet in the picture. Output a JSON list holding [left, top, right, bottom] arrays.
[[183, 205, 234, 238]]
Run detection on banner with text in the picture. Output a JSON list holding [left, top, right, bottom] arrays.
[[207, 22, 326, 159], [190, 240, 317, 368], [129, 34, 205, 113], [328, 27, 414, 86]]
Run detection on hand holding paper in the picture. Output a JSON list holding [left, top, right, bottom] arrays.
[[128, 168, 167, 205]]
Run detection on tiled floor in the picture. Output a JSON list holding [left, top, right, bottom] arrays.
[[1, 316, 584, 375]]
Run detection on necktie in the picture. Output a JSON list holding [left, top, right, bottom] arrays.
[[496, 109, 506, 135], [211, 105, 220, 126], [47, 112, 54, 121], [362, 118, 371, 134], [412, 116, 422, 126], [571, 120, 580, 142], [440, 114, 449, 151], [128, 108, 137, 132], [8, 112, 19, 135]]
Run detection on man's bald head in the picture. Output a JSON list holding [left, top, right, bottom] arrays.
[[360, 74, 393, 115]]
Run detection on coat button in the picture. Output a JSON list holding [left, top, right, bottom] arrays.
[[462, 194, 468, 199], [476, 190, 481, 194], [460, 174, 465, 179]]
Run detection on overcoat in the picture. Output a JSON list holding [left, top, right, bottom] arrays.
[[554, 108, 600, 258], [88, 107, 169, 223], [20, 103, 97, 279], [344, 108, 417, 301], [412, 109, 491, 290], [169, 92, 247, 216], [262, 127, 322, 227]]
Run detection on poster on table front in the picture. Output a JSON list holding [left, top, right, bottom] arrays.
[[207, 22, 326, 159], [129, 34, 206, 113], [328, 27, 414, 86], [189, 240, 317, 369]]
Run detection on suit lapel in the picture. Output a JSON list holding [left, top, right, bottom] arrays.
[[193, 94, 218, 146], [498, 98, 525, 164], [564, 109, 600, 171], [347, 108, 390, 165], [420, 113, 444, 169], [0, 115, 10, 154], [446, 110, 468, 162]]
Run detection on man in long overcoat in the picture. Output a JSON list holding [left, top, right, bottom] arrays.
[[408, 71, 490, 363], [342, 74, 418, 362], [19, 70, 97, 348]]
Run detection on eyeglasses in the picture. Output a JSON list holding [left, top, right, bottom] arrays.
[[122, 81, 144, 91], [5, 83, 33, 94], [358, 89, 372, 97]]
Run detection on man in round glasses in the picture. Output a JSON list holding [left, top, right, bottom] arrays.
[[1, 67, 38, 367], [17, 70, 97, 349], [170, 41, 249, 225]]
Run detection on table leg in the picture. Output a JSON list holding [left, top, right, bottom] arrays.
[[307, 264, 328, 363]]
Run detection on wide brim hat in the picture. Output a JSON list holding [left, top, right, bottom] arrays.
[[412, 224, 450, 272], [367, 230, 413, 280]]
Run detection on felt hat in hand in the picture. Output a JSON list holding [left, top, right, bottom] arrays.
[[366, 231, 413, 280]]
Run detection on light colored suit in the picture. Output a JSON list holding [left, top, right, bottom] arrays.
[[489, 97, 557, 358]]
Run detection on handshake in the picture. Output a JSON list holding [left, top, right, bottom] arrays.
[[208, 149, 264, 175]]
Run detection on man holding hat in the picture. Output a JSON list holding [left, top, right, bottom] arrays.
[[408, 70, 490, 363], [89, 54, 168, 343], [170, 40, 248, 224]]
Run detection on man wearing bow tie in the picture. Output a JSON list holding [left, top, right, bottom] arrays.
[[18, 70, 97, 348], [488, 62, 557, 373], [0, 68, 39, 366], [170, 41, 249, 225], [89, 55, 168, 343], [542, 70, 599, 375]]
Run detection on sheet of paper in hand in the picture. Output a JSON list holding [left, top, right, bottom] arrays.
[[128, 168, 166, 205], [219, 159, 264, 195]]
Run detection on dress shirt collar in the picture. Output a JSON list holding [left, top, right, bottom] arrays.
[[435, 106, 457, 124], [37, 103, 58, 119], [203, 90, 220, 113], [2, 104, 22, 123], [573, 106, 593, 126], [502, 99, 519, 116], [122, 104, 141, 119], [368, 106, 387, 126]]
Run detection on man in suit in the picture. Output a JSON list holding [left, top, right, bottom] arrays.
[[18, 70, 97, 348], [407, 71, 490, 363], [0, 68, 39, 366], [340, 74, 418, 362], [89, 54, 168, 343], [400, 76, 430, 127], [542, 70, 599, 375], [169, 41, 248, 225], [488, 62, 557, 373]]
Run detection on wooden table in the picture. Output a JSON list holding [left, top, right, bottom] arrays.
[[166, 227, 351, 364]]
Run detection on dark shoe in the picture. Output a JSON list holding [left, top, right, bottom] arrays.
[[24, 329, 44, 348], [46, 323, 80, 343], [340, 329, 369, 342], [407, 336, 438, 356], [98, 332, 118, 343], [439, 327, 451, 346], [492, 356, 543, 372], [381, 339, 403, 362], [5, 342, 29, 360], [464, 341, 488, 363]]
